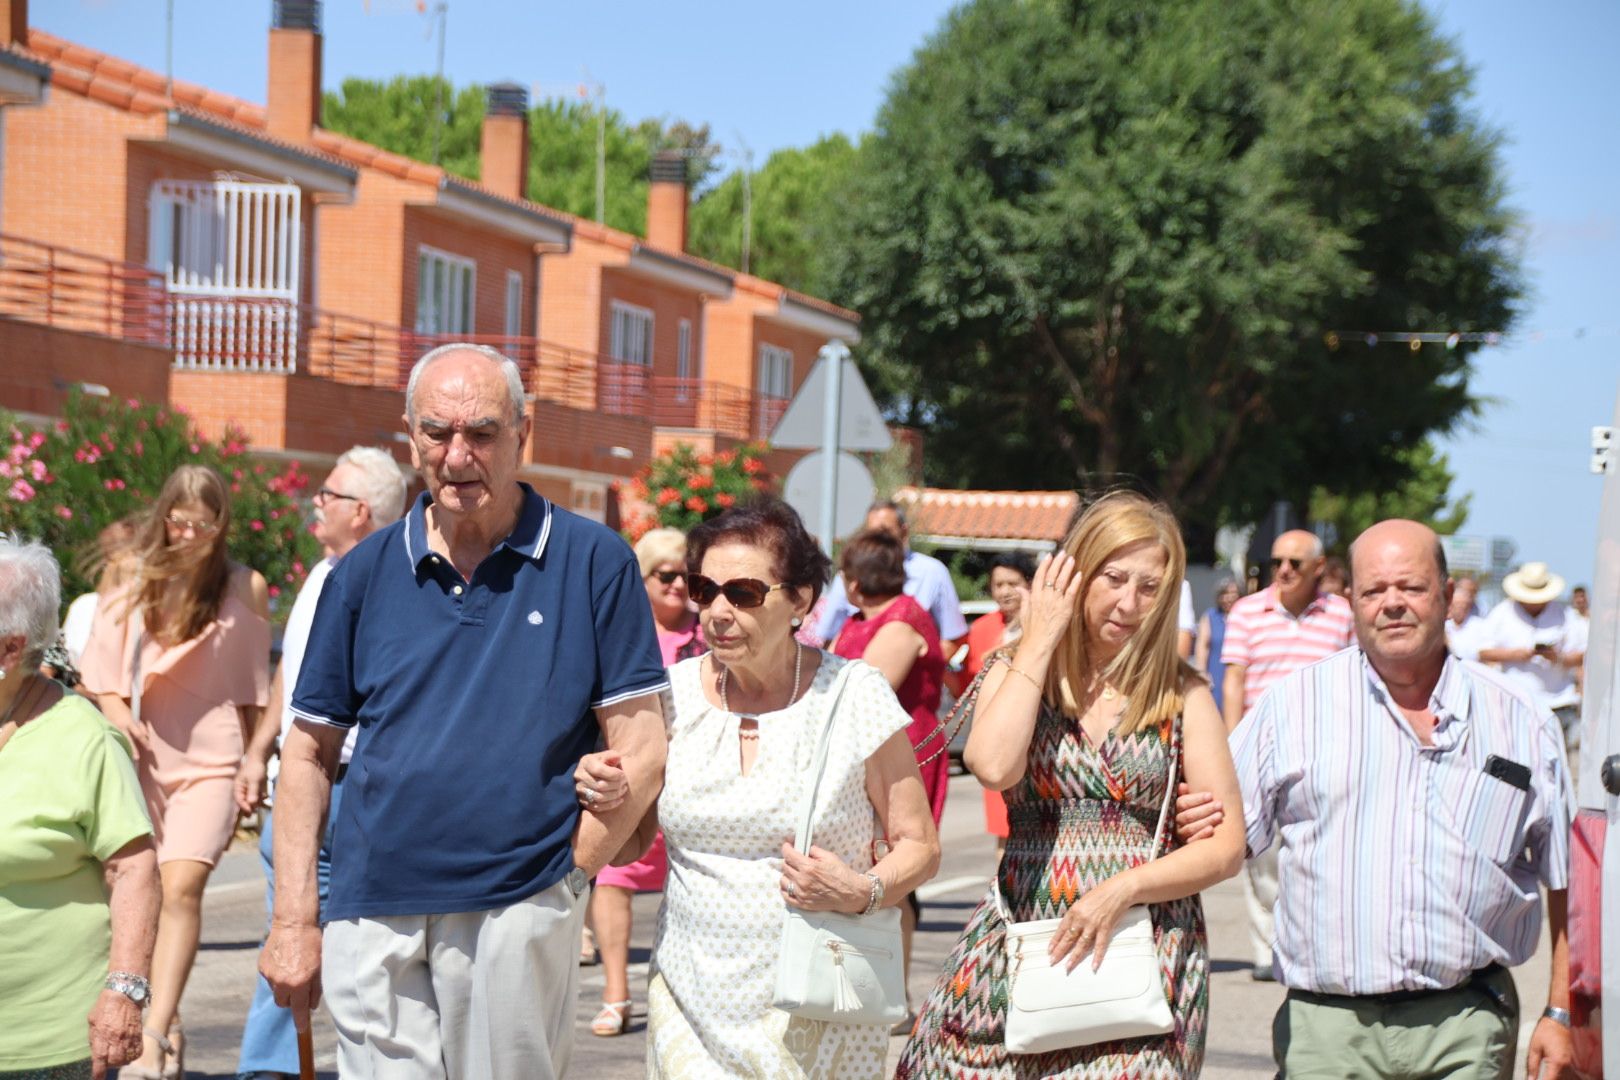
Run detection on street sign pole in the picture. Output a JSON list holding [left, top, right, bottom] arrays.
[[817, 342, 848, 557]]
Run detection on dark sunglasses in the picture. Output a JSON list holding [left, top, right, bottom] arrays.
[[647, 569, 683, 586], [1270, 556, 1307, 572], [686, 573, 790, 609]]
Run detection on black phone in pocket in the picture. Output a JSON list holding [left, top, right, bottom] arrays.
[[1484, 754, 1531, 792]]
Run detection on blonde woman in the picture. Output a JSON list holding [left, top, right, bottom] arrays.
[[896, 492, 1245, 1078], [80, 465, 270, 1078]]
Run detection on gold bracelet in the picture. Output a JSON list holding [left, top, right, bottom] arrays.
[[1004, 664, 1043, 692]]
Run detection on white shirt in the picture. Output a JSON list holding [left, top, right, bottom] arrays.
[[61, 592, 99, 663], [1178, 581, 1196, 635], [269, 557, 353, 792], [1566, 612, 1589, 656], [1446, 612, 1485, 662], [815, 548, 968, 643], [1474, 598, 1578, 711]]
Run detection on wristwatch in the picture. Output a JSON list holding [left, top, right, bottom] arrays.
[[1542, 1005, 1572, 1027], [104, 972, 150, 1008]]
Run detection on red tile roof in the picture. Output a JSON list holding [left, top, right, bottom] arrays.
[[893, 486, 1077, 544]]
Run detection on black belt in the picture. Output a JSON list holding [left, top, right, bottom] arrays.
[[1290, 964, 1511, 1013]]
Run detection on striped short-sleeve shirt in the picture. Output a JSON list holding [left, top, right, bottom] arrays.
[[1233, 648, 1572, 995], [1220, 586, 1353, 714]]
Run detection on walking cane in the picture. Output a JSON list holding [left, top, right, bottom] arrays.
[[297, 1026, 316, 1080]]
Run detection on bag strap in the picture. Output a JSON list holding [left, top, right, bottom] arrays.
[[792, 659, 861, 853], [992, 714, 1183, 923], [130, 625, 144, 728]]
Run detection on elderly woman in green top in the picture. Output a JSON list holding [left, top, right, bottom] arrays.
[[0, 537, 159, 1080]]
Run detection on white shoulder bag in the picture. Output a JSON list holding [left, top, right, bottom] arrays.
[[994, 724, 1180, 1054], [771, 661, 908, 1026]]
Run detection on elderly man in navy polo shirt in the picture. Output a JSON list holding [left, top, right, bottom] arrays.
[[259, 344, 669, 1080]]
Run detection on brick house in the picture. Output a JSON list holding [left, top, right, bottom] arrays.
[[0, 0, 860, 519]]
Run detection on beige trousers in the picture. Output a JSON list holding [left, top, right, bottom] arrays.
[[1244, 846, 1280, 972], [1274, 966, 1518, 1078], [323, 874, 590, 1080]]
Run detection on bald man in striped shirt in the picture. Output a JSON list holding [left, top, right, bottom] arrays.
[[1231, 520, 1573, 1079]]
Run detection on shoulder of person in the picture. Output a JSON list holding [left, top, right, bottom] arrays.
[[1458, 658, 1564, 739], [544, 502, 637, 570], [45, 691, 130, 752], [1227, 590, 1267, 617], [227, 562, 270, 610]]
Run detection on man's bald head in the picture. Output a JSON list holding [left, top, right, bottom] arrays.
[[1349, 519, 1454, 676]]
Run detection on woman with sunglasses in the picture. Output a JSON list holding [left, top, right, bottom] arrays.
[[80, 464, 271, 1079], [585, 528, 708, 1038], [576, 498, 940, 1076]]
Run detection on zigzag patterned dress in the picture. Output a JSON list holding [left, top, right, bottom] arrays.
[[895, 692, 1207, 1078]]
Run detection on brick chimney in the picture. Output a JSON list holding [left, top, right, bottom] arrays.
[[267, 0, 322, 144], [480, 82, 530, 201], [646, 151, 688, 252], [2, 0, 26, 47]]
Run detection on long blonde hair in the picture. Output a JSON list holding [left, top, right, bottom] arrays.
[[1048, 491, 1187, 737], [130, 464, 232, 644]]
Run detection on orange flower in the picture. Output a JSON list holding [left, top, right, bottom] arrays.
[[715, 492, 735, 508], [685, 495, 708, 513], [688, 474, 714, 490], [742, 457, 766, 475], [656, 487, 681, 506]]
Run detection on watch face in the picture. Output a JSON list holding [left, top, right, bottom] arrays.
[[129, 983, 149, 1003]]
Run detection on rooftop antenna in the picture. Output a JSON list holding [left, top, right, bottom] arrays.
[[579, 70, 606, 223], [419, 2, 449, 164], [732, 134, 754, 275], [164, 0, 174, 97]]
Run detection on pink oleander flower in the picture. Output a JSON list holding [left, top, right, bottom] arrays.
[[55, 505, 72, 519], [28, 431, 46, 451], [29, 459, 47, 482], [8, 479, 36, 501], [250, 520, 265, 531], [189, 442, 201, 454], [268, 585, 281, 598], [0, 462, 11, 479]]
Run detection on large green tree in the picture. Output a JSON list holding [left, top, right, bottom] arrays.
[[322, 78, 719, 237], [1310, 440, 1470, 553], [830, 0, 1521, 550], [690, 134, 860, 295]]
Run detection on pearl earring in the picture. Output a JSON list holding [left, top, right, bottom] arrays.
[[790, 617, 803, 629]]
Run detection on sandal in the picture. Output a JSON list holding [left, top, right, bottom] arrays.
[[166, 1018, 185, 1078], [590, 998, 633, 1037], [579, 925, 599, 966], [118, 1027, 173, 1079]]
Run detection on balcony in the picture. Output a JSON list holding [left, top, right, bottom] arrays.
[[0, 232, 787, 443]]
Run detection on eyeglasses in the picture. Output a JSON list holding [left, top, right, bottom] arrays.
[[165, 514, 220, 535], [647, 569, 683, 586], [686, 574, 790, 609], [1270, 556, 1307, 572], [313, 487, 362, 507]]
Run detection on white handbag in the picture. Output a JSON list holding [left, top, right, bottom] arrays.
[[771, 662, 908, 1026], [994, 726, 1180, 1054]]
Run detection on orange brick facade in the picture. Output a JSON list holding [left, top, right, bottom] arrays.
[[0, 10, 859, 523]]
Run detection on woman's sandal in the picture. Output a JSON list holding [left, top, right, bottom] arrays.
[[165, 1018, 185, 1078], [117, 1027, 174, 1079], [579, 925, 599, 966], [590, 998, 633, 1037]]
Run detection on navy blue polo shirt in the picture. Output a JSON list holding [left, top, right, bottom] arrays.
[[290, 484, 667, 921]]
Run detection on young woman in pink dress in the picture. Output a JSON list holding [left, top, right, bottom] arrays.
[[80, 465, 270, 1078], [588, 527, 707, 1037], [830, 528, 946, 1031]]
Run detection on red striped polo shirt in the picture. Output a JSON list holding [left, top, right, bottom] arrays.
[[1220, 586, 1354, 713]]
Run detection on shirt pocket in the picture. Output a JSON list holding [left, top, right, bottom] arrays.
[[1453, 769, 1532, 866]]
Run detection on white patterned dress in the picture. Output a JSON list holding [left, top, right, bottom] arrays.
[[647, 653, 910, 1079]]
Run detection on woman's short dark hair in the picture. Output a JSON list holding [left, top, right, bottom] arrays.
[[840, 530, 907, 598], [988, 551, 1036, 583], [686, 497, 832, 607]]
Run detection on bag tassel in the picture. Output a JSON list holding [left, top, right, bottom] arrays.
[[831, 945, 859, 1014]]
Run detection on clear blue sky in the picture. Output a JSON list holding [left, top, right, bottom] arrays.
[[35, 0, 1618, 589]]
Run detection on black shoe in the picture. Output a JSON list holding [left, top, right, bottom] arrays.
[[1251, 965, 1276, 982]]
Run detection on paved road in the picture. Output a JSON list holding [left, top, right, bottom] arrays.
[[159, 771, 1550, 1078]]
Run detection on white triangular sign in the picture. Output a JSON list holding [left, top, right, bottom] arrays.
[[769, 347, 892, 452]]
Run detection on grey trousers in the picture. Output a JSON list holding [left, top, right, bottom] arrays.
[[323, 873, 591, 1080]]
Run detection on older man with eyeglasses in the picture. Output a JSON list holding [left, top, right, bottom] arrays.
[[259, 345, 668, 1080], [1217, 529, 1353, 980], [234, 445, 406, 1080]]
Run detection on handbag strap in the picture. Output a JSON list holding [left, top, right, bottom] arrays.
[[792, 659, 862, 853], [130, 625, 144, 728], [992, 714, 1183, 922]]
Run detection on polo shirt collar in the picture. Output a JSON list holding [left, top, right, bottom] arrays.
[[1263, 584, 1330, 619], [403, 483, 554, 570]]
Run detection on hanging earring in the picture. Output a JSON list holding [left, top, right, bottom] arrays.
[[790, 616, 803, 629]]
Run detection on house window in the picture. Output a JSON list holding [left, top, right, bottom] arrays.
[[416, 246, 476, 335], [757, 344, 793, 399], [609, 301, 654, 366], [504, 270, 524, 338]]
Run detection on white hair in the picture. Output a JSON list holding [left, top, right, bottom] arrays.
[[335, 446, 408, 527], [0, 536, 62, 664], [405, 343, 527, 428]]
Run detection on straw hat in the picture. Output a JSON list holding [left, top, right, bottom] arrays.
[[1502, 561, 1566, 605]]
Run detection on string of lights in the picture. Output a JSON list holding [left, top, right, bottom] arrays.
[[1323, 328, 1617, 351]]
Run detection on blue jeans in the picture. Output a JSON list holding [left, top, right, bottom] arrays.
[[236, 780, 343, 1077]]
